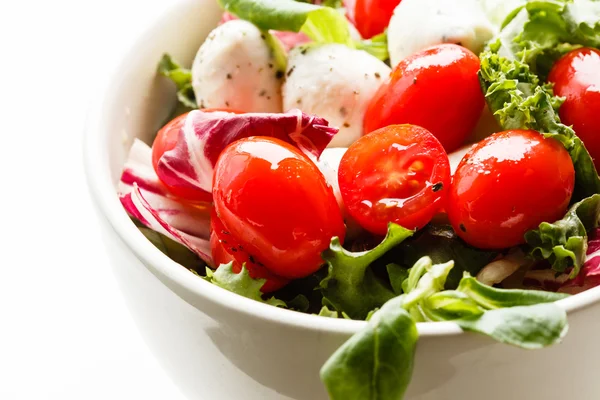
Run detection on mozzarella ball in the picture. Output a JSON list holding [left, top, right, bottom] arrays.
[[192, 20, 283, 113], [283, 44, 391, 148], [387, 0, 497, 66]]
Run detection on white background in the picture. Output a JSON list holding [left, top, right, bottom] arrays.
[[0, 1, 186, 399]]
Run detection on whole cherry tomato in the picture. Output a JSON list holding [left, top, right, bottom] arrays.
[[338, 124, 451, 235], [346, 0, 401, 39], [210, 210, 289, 292], [364, 44, 484, 152], [213, 137, 345, 279], [548, 48, 600, 170], [447, 130, 575, 249]]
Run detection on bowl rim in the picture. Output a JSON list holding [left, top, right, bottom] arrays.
[[83, 0, 600, 337]]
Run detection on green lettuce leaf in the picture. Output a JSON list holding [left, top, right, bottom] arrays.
[[320, 296, 417, 400], [157, 54, 197, 109], [525, 194, 600, 276], [356, 31, 390, 61], [218, 0, 354, 46], [320, 223, 414, 320], [204, 263, 286, 307], [478, 45, 600, 200]]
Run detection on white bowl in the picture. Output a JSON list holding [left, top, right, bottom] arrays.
[[84, 1, 600, 398]]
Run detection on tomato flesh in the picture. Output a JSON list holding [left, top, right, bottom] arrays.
[[338, 124, 451, 235], [213, 137, 345, 279], [210, 210, 289, 292], [548, 48, 600, 170], [447, 130, 575, 249], [364, 44, 484, 153], [347, 0, 401, 39]]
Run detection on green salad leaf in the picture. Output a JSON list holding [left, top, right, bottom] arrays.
[[525, 194, 600, 276], [157, 54, 197, 109], [321, 257, 570, 399], [356, 31, 390, 62], [204, 263, 286, 307], [218, 0, 354, 46], [320, 223, 414, 320], [478, 45, 600, 200], [320, 296, 418, 400]]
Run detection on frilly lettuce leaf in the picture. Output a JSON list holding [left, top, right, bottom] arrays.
[[157, 54, 197, 109], [205, 263, 286, 307], [319, 223, 414, 320], [525, 194, 600, 277], [478, 45, 600, 200]]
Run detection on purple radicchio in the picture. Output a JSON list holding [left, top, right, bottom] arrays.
[[155, 108, 337, 199], [560, 228, 600, 294], [118, 139, 213, 265]]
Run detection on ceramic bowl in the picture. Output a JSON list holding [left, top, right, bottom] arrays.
[[84, 1, 600, 398]]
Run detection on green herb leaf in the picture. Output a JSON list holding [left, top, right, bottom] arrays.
[[457, 273, 569, 309], [218, 0, 354, 46], [525, 194, 600, 276], [320, 223, 414, 320], [205, 263, 286, 307], [456, 303, 568, 349], [356, 31, 390, 61], [421, 290, 484, 322], [157, 54, 197, 109], [320, 296, 417, 400], [402, 258, 454, 310], [386, 263, 409, 295]]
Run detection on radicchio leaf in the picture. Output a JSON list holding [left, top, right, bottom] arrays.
[[155, 109, 337, 197], [118, 139, 213, 265]]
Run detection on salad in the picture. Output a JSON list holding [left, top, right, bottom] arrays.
[[118, 0, 600, 398]]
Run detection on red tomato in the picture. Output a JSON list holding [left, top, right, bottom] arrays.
[[447, 130, 575, 249], [152, 109, 242, 202], [364, 44, 484, 153], [548, 48, 600, 170], [338, 124, 451, 235], [346, 0, 401, 39], [210, 210, 289, 292], [213, 137, 345, 279]]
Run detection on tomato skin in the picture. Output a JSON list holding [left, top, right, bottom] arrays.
[[213, 137, 345, 279], [347, 0, 401, 39], [548, 48, 600, 170], [210, 211, 289, 292], [364, 44, 484, 153], [152, 109, 242, 202], [338, 124, 451, 235], [447, 130, 575, 249]]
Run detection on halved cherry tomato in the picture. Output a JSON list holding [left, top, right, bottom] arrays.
[[210, 210, 289, 292], [213, 137, 345, 279], [548, 48, 600, 170], [338, 124, 451, 235], [346, 0, 401, 39], [364, 44, 484, 153], [447, 130, 575, 249], [152, 108, 242, 202]]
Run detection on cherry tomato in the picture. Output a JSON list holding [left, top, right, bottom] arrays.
[[338, 124, 451, 235], [213, 137, 345, 279], [346, 0, 401, 39], [210, 210, 289, 292], [152, 109, 242, 202], [548, 48, 600, 170], [447, 130, 575, 249], [364, 44, 484, 153]]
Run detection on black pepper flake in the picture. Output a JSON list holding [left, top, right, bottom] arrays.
[[268, 63, 274, 69], [261, 34, 266, 40], [275, 70, 284, 79], [343, 122, 351, 128], [340, 107, 348, 117], [287, 66, 296, 77], [413, 77, 418, 84], [249, 255, 256, 264], [259, 89, 267, 97], [225, 101, 230, 106], [296, 98, 302, 105], [231, 247, 238, 252], [226, 73, 232, 79], [220, 230, 230, 235], [374, 72, 381, 79], [236, 64, 240, 69], [266, 96, 271, 100], [459, 224, 467, 232], [353, 90, 359, 95], [301, 48, 308, 55], [222, 240, 228, 245], [432, 182, 443, 192], [329, 67, 333, 72]]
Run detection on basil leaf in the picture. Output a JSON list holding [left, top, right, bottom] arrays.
[[457, 303, 568, 349], [157, 53, 197, 109], [204, 263, 286, 307], [218, 0, 354, 46], [320, 296, 417, 400], [320, 223, 414, 320], [457, 274, 569, 309], [525, 194, 600, 276]]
